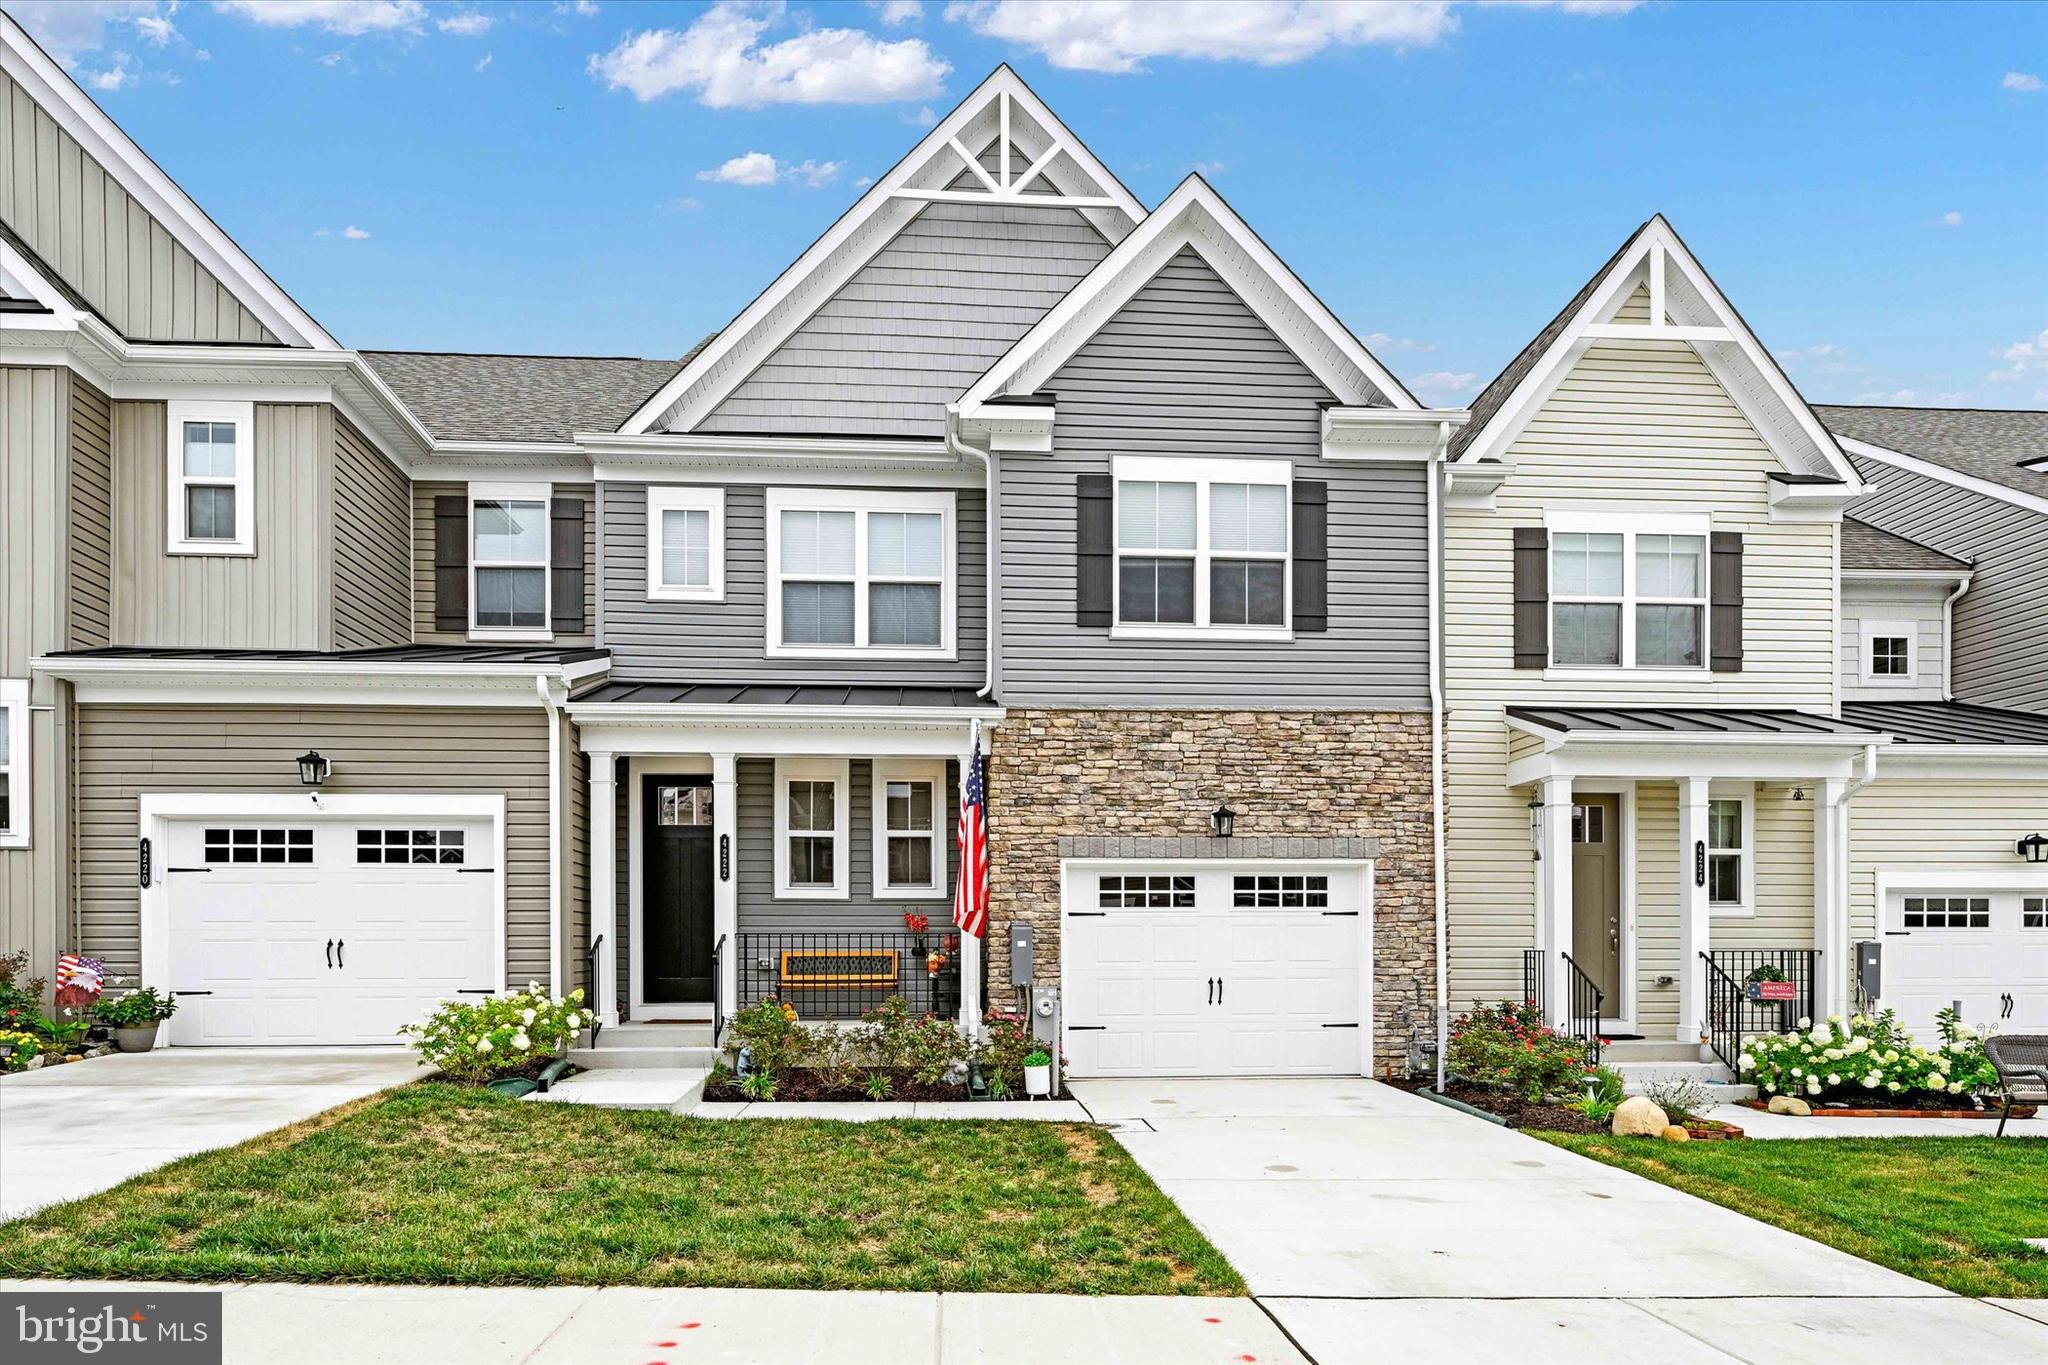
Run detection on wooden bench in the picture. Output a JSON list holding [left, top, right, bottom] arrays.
[[778, 948, 900, 992]]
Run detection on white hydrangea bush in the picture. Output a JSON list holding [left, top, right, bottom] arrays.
[[1737, 1008, 1998, 1103], [400, 983, 587, 1082]]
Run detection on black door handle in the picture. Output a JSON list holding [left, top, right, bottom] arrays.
[[1216, 977, 1223, 1005], [336, 939, 344, 969], [1206, 977, 1214, 1005], [326, 939, 333, 969]]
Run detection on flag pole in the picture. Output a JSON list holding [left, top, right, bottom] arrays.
[[958, 719, 983, 1035]]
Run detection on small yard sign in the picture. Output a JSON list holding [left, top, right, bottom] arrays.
[[1746, 980, 1798, 1002]]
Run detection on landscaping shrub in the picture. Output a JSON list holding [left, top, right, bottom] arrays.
[[711, 995, 976, 1100], [94, 986, 178, 1028], [0, 950, 46, 1024], [727, 997, 811, 1078], [973, 1007, 1040, 1099], [0, 1029, 43, 1072], [1446, 999, 1594, 1101], [399, 984, 585, 1082], [1739, 1008, 2000, 1103]]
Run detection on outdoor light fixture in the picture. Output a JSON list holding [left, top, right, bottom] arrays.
[[1790, 787, 1809, 802], [1210, 803, 1237, 839], [296, 751, 331, 787], [2019, 832, 2048, 864]]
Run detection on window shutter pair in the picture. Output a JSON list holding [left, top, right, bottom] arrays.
[[431, 494, 585, 634], [1509, 526, 1743, 671], [1073, 476, 1329, 633]]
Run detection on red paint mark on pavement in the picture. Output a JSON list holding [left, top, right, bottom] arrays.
[[1203, 1317, 1221, 1324], [679, 1322, 702, 1329]]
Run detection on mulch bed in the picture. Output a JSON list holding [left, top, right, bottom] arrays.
[[701, 1068, 1072, 1103], [1399, 1078, 1608, 1133]]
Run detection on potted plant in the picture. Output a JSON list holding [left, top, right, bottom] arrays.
[[95, 986, 177, 1052], [1023, 1048, 1053, 1098]]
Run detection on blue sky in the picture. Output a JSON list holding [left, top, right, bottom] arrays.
[[13, 1, 2046, 409]]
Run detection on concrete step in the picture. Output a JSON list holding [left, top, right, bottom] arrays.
[[569, 1044, 722, 1071], [596, 1023, 714, 1049], [1602, 1041, 1712, 1065]]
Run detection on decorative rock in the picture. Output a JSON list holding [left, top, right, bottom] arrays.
[[1662, 1125, 1691, 1142], [1612, 1096, 1669, 1136], [1766, 1095, 1812, 1116]]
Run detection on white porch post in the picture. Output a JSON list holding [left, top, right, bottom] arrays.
[[711, 751, 739, 1026], [1535, 775, 1574, 1030], [588, 752, 619, 1027], [958, 742, 983, 1033], [1812, 778, 1849, 1021], [1676, 776, 1711, 1045]]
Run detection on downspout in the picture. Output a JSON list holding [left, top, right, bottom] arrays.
[[945, 406, 999, 699], [1940, 573, 1972, 700], [1431, 422, 1451, 1092], [536, 672, 567, 999]]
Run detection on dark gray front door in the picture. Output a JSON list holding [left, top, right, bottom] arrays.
[[643, 776, 713, 1003], [1571, 794, 1622, 1005]]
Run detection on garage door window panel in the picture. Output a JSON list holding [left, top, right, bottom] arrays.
[[357, 828, 466, 865], [204, 827, 313, 865], [1097, 874, 1195, 909], [1902, 896, 1990, 930], [2027, 898, 2046, 930], [1232, 874, 1329, 908]]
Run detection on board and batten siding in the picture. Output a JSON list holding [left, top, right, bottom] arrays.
[[73, 705, 557, 989], [0, 72, 278, 345], [1445, 335, 1840, 1010], [1847, 457, 2048, 713], [331, 414, 411, 649], [412, 481, 596, 646], [1840, 580, 1948, 702], [999, 247, 1429, 709], [600, 483, 987, 686]]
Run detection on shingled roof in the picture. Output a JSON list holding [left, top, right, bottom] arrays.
[[363, 338, 713, 443], [1819, 405, 2048, 502], [1840, 518, 1971, 573]]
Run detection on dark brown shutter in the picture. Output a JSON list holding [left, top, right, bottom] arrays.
[[1710, 531, 1743, 672], [1076, 474, 1113, 628], [551, 496, 587, 635], [433, 495, 468, 632], [1512, 526, 1548, 669], [1292, 480, 1328, 633]]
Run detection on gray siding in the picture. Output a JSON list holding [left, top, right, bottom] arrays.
[[1000, 248, 1431, 708], [697, 199, 1110, 438], [600, 483, 987, 685], [74, 705, 555, 988], [412, 481, 596, 646], [112, 401, 332, 648], [1, 72, 278, 344], [66, 373, 112, 649], [1849, 457, 2048, 712], [331, 414, 411, 649]]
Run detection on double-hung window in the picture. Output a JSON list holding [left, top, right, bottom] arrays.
[[0, 679, 26, 848], [873, 761, 945, 898], [766, 490, 954, 657], [1549, 516, 1708, 669], [774, 759, 848, 898], [1114, 457, 1290, 636], [470, 483, 551, 636], [646, 486, 724, 601], [166, 400, 254, 555], [1706, 788, 1752, 913]]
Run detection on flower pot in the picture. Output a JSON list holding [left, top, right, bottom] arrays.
[[1024, 1063, 1052, 1097], [112, 1023, 159, 1053]]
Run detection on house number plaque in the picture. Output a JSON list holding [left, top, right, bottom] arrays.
[[138, 837, 152, 889], [1693, 840, 1706, 888], [719, 833, 731, 882]]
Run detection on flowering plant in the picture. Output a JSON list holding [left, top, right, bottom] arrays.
[[94, 986, 178, 1027], [728, 996, 808, 1078], [903, 912, 930, 935], [1446, 999, 1595, 1101], [0, 1029, 43, 1072], [399, 983, 585, 1082], [1738, 1008, 1999, 1103]]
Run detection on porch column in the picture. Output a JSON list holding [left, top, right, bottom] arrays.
[[711, 751, 739, 1026], [1534, 775, 1574, 1030], [588, 752, 619, 1028], [957, 749, 983, 1033], [1676, 776, 1711, 1045], [1812, 778, 1849, 1021]]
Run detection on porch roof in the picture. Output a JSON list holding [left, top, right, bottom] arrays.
[[575, 681, 993, 708], [1505, 706, 1880, 738], [1838, 699, 2048, 747], [1505, 706, 1886, 785]]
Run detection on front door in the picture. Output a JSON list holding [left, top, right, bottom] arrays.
[[643, 776, 714, 1003], [1570, 795, 1622, 1007]]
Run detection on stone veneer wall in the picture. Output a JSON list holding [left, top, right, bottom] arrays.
[[986, 709, 1437, 1074]]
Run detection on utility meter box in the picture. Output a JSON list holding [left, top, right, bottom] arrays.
[[1008, 922, 1035, 987], [1029, 985, 1059, 1048], [1855, 941, 1882, 1001]]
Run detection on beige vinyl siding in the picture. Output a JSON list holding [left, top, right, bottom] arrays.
[[73, 705, 556, 988], [1445, 335, 1838, 1010], [1839, 580, 1947, 702], [112, 401, 333, 648], [413, 481, 596, 646], [1847, 778, 2048, 948], [0, 72, 277, 344], [330, 413, 411, 649]]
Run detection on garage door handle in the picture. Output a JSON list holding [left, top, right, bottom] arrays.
[[1322, 1022, 1359, 1029], [325, 938, 333, 969], [1206, 977, 1215, 1005], [1216, 977, 1223, 1005], [1321, 911, 1359, 917], [459, 868, 496, 874], [336, 939, 344, 969], [168, 867, 212, 874]]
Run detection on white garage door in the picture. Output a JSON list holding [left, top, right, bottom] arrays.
[[1882, 887, 2048, 1042], [1062, 863, 1369, 1078], [164, 816, 499, 1045]]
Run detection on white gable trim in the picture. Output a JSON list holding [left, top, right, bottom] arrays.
[[1838, 436, 2048, 519], [617, 67, 1143, 437], [2, 12, 338, 351], [0, 238, 80, 323], [1454, 216, 1864, 491], [958, 176, 1421, 425]]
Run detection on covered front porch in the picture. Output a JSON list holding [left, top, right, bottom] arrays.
[[1506, 706, 1888, 1064], [570, 683, 1003, 1037]]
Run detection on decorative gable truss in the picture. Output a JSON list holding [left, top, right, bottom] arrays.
[[1448, 215, 1866, 516], [619, 67, 1145, 438], [955, 175, 1456, 461]]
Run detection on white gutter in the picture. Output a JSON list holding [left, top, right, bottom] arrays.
[[945, 406, 1000, 699], [1940, 573, 1973, 700], [1430, 421, 1451, 1093]]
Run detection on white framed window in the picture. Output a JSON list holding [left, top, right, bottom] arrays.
[[0, 679, 28, 849], [1706, 783, 1754, 915], [1860, 619, 1916, 684], [1113, 456, 1291, 639], [765, 489, 955, 658], [166, 399, 254, 555], [773, 758, 849, 899], [470, 482, 551, 639], [646, 486, 725, 602], [1547, 513, 1709, 670], [872, 760, 945, 899]]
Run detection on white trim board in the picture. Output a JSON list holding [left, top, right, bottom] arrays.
[[1837, 436, 2048, 518]]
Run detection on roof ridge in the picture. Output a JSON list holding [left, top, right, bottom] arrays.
[[361, 347, 681, 363], [1818, 403, 2048, 417]]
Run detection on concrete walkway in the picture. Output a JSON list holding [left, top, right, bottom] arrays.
[[0, 1048, 419, 1221], [1071, 1077, 2048, 1364]]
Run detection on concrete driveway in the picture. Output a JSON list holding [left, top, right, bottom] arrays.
[[0, 1048, 419, 1221], [1072, 1077, 2048, 1364]]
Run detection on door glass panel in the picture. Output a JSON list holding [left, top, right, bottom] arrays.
[[659, 786, 711, 826]]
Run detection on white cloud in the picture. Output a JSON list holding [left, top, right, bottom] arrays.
[[342, 224, 371, 239], [212, 1, 427, 37], [2002, 71, 2043, 92], [7, 2, 178, 64], [1362, 331, 1437, 353], [1937, 210, 1963, 227], [134, 8, 181, 46], [1855, 388, 1921, 404], [944, 0, 1457, 72], [437, 11, 493, 36], [317, 51, 345, 66], [695, 151, 844, 187], [589, 0, 950, 107], [556, 0, 600, 14], [1411, 369, 1481, 400], [474, 52, 494, 72], [88, 56, 138, 91], [875, 0, 924, 23], [660, 195, 704, 213], [1987, 328, 2048, 384], [1776, 343, 1846, 362]]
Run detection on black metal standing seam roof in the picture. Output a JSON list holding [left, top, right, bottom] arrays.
[[43, 645, 610, 665], [1840, 518, 1973, 573], [1505, 706, 1884, 738], [574, 681, 996, 708], [1819, 405, 2048, 502], [1838, 701, 2048, 747]]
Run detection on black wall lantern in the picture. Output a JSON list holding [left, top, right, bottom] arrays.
[[2019, 832, 2048, 864], [1210, 803, 1237, 839], [296, 751, 331, 787]]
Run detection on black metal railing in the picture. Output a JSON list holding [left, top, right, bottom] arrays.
[[736, 931, 961, 1022], [1521, 947, 1545, 1015], [1701, 949, 1817, 1070], [711, 934, 727, 1047], [583, 934, 604, 1046], [1561, 952, 1605, 1066]]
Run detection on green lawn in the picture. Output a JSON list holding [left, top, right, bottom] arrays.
[[0, 1084, 1241, 1296], [1538, 1132, 2048, 1297]]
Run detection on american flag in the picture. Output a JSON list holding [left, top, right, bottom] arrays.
[[953, 726, 989, 939], [54, 953, 104, 1010]]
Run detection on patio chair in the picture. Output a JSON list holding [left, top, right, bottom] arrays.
[[1984, 1036, 2048, 1138]]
